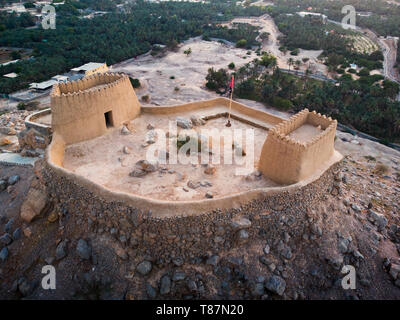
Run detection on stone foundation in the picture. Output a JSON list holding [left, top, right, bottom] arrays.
[[42, 161, 341, 264]]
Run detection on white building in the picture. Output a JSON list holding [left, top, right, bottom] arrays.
[[3, 73, 18, 79], [71, 62, 109, 76], [297, 11, 327, 23]]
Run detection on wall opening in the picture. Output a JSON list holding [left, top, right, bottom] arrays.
[[104, 111, 113, 128]]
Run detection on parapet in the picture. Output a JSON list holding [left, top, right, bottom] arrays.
[[259, 109, 340, 184], [50, 72, 140, 144]]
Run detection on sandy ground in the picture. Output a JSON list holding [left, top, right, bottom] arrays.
[[63, 108, 280, 201], [111, 14, 328, 107], [112, 37, 258, 106]]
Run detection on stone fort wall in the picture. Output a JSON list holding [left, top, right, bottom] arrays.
[[41, 158, 340, 263], [50, 73, 140, 144], [259, 109, 338, 185]]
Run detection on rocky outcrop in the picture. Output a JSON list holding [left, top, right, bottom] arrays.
[[20, 178, 50, 223]]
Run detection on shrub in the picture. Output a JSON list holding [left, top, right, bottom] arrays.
[[17, 102, 26, 110], [129, 77, 141, 88], [374, 163, 389, 175], [228, 62, 235, 70], [170, 76, 175, 79], [358, 68, 370, 77], [141, 95, 150, 102], [236, 39, 247, 48], [205, 68, 229, 92], [272, 96, 293, 111]]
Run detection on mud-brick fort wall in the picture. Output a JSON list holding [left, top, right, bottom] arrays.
[[259, 109, 337, 185], [50, 73, 140, 144]]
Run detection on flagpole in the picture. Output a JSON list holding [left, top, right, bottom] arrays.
[[226, 75, 234, 127]]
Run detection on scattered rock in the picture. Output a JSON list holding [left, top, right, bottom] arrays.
[[146, 283, 157, 299], [76, 239, 91, 260], [7, 175, 19, 185], [237, 229, 249, 242], [263, 244, 270, 255], [18, 277, 32, 297], [187, 279, 198, 292], [176, 117, 193, 129], [0, 233, 12, 246], [20, 185, 48, 223], [0, 247, 8, 262], [136, 260, 152, 276], [265, 275, 286, 296], [18, 128, 49, 150], [231, 216, 252, 230], [190, 115, 206, 126], [23, 227, 32, 238], [206, 255, 219, 267], [205, 191, 214, 199], [173, 257, 184, 267], [47, 211, 58, 223], [135, 160, 159, 173], [56, 240, 68, 260], [115, 247, 128, 260], [0, 180, 6, 192], [12, 228, 21, 240], [160, 275, 172, 295], [0, 137, 12, 146], [121, 125, 131, 135], [204, 164, 216, 175], [129, 168, 147, 177], [146, 130, 157, 144], [259, 256, 272, 266], [123, 146, 132, 154], [187, 180, 200, 189], [368, 210, 388, 230], [172, 272, 186, 281], [338, 239, 349, 254], [389, 264, 400, 280]]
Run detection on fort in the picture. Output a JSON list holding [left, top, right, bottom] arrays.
[[29, 72, 342, 261]]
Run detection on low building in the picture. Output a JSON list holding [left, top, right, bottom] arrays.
[[0, 59, 20, 67], [51, 75, 69, 82], [3, 73, 18, 79], [297, 11, 327, 23], [71, 62, 109, 77], [29, 79, 58, 91]]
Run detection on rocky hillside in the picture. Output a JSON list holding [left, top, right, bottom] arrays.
[[0, 139, 399, 299]]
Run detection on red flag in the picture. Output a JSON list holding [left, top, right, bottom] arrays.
[[230, 75, 234, 90]]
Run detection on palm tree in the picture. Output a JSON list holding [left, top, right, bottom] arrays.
[[288, 58, 294, 71]]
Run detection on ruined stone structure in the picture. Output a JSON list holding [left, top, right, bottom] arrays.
[[50, 73, 140, 144], [259, 109, 340, 185]]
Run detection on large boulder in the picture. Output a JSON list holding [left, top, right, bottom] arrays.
[[176, 117, 193, 129], [20, 185, 48, 223], [18, 128, 49, 150]]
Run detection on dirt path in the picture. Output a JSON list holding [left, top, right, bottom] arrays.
[[221, 14, 328, 75]]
